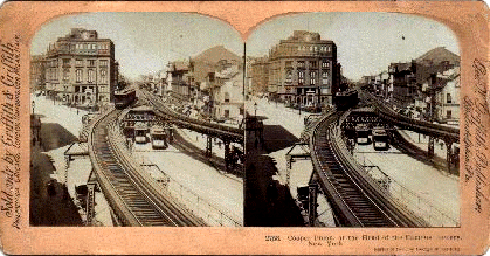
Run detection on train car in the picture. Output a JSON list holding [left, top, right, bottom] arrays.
[[150, 126, 168, 149], [134, 123, 148, 144], [372, 128, 389, 151], [115, 89, 137, 109], [334, 89, 359, 111], [355, 123, 370, 145]]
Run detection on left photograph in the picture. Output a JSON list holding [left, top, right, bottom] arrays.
[[29, 13, 244, 227]]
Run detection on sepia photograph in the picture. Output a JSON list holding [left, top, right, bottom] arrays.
[[245, 12, 460, 228], [0, 0, 488, 254], [29, 12, 244, 227]]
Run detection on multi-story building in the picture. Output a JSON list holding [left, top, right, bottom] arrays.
[[29, 55, 47, 92], [389, 62, 417, 108], [267, 30, 340, 106], [433, 67, 461, 124], [212, 64, 244, 121], [164, 61, 193, 103], [249, 56, 270, 97], [45, 28, 118, 107]]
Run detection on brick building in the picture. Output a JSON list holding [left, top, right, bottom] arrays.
[[44, 28, 118, 107]]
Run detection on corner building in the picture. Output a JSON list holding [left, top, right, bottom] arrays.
[[45, 28, 118, 106], [268, 30, 340, 106]]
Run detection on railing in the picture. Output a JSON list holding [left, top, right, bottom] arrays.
[[362, 90, 459, 141], [335, 111, 459, 227], [111, 110, 241, 227]]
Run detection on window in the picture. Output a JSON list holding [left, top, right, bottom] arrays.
[[99, 60, 108, 67], [88, 70, 95, 83], [447, 93, 452, 103], [91, 43, 96, 50], [322, 71, 329, 85], [225, 92, 230, 103], [297, 61, 304, 68], [224, 110, 230, 118], [101, 69, 107, 83], [76, 59, 83, 67], [447, 110, 451, 119], [322, 61, 330, 69], [310, 71, 317, 85], [76, 69, 82, 83], [285, 61, 292, 69], [88, 60, 96, 67], [63, 69, 69, 81], [75, 86, 80, 92], [83, 43, 88, 49], [298, 70, 304, 84], [285, 70, 292, 83]]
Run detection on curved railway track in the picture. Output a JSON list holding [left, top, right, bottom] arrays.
[[89, 109, 205, 226], [139, 91, 244, 143], [310, 112, 426, 227]]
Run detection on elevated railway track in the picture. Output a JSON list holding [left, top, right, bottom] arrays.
[[139, 91, 243, 144], [309, 112, 427, 227], [88, 109, 206, 226], [362, 91, 459, 143]]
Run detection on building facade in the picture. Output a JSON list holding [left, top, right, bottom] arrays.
[[29, 55, 47, 92], [433, 67, 461, 124], [267, 30, 340, 106], [45, 28, 118, 107], [249, 56, 270, 97]]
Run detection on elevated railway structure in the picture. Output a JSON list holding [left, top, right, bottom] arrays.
[[140, 90, 243, 144], [87, 109, 206, 226], [138, 91, 243, 172], [361, 91, 459, 142], [309, 112, 428, 227], [361, 90, 460, 168]]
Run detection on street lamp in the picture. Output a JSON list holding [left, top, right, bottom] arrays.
[[32, 101, 35, 114], [254, 102, 257, 116]]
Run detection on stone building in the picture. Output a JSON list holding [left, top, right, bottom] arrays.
[[45, 28, 118, 107], [267, 30, 341, 106]]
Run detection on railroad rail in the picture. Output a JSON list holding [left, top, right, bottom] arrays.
[[139, 91, 244, 143], [309, 112, 427, 227], [88, 109, 205, 226], [362, 91, 460, 142]]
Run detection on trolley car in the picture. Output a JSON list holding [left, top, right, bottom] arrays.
[[115, 89, 137, 109], [372, 128, 389, 151]]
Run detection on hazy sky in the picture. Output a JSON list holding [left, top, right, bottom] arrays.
[[248, 12, 460, 80], [31, 12, 459, 81], [30, 12, 243, 80]]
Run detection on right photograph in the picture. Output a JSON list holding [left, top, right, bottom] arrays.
[[244, 12, 461, 228]]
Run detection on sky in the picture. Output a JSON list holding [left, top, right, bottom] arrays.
[[248, 12, 460, 80], [30, 12, 243, 80], [31, 12, 460, 81]]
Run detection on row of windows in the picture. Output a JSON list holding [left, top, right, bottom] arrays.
[[284, 70, 330, 85], [74, 43, 110, 50], [284, 61, 330, 69], [49, 59, 109, 67]]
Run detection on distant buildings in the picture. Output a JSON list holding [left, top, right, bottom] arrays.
[[44, 28, 118, 107], [249, 30, 341, 107], [364, 47, 461, 125]]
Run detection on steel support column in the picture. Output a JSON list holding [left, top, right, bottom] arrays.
[[206, 136, 213, 158], [308, 172, 319, 227], [428, 136, 435, 158]]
